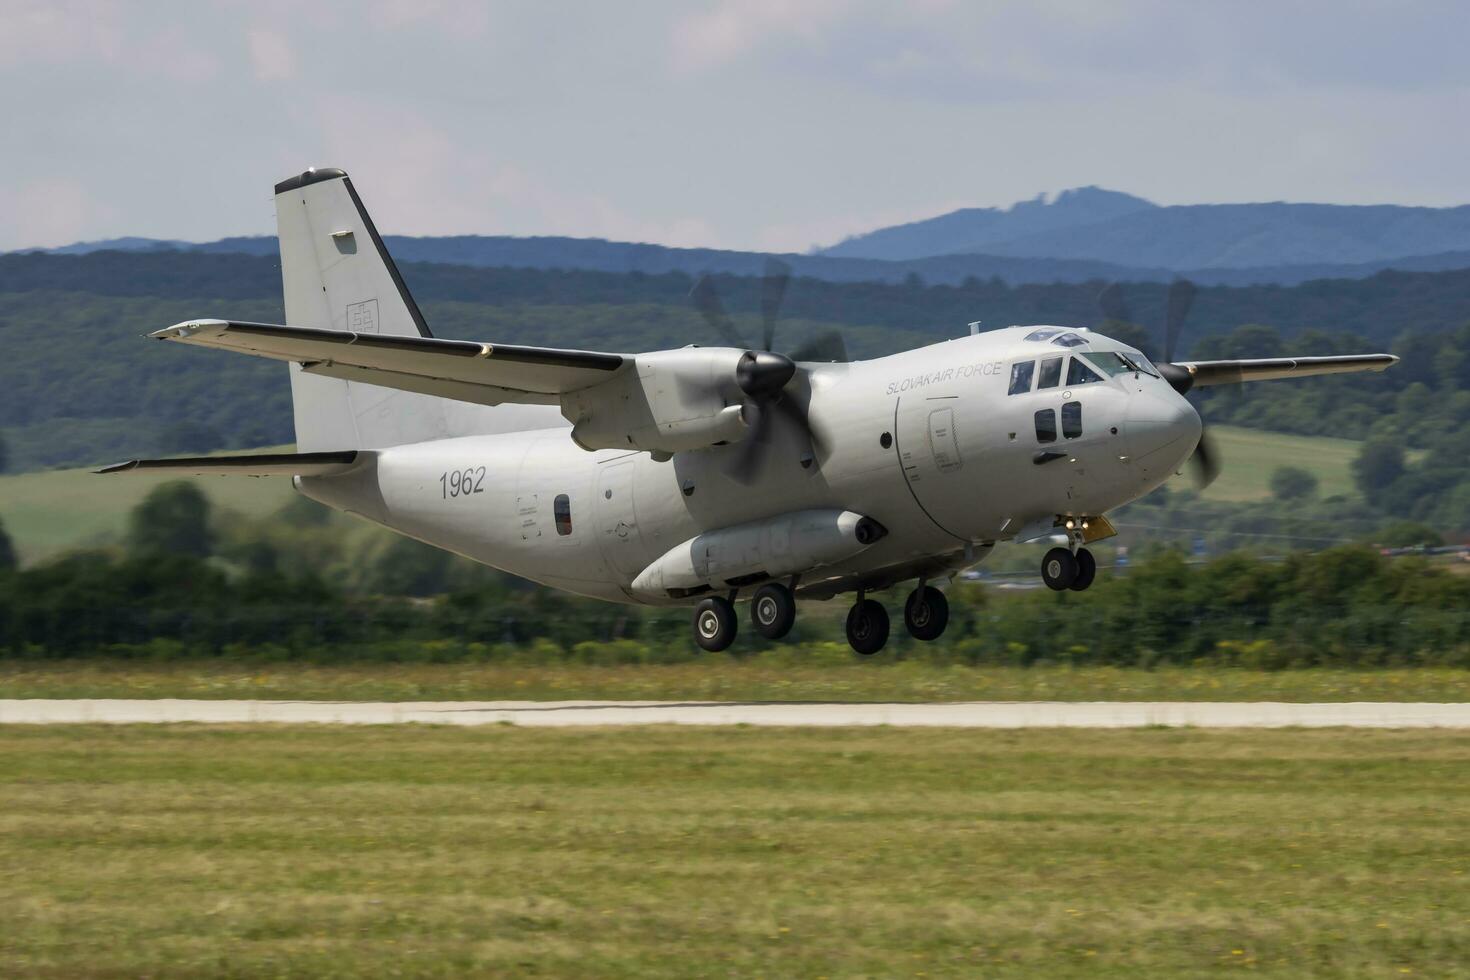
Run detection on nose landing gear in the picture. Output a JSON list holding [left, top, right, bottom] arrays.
[[1041, 543, 1097, 591]]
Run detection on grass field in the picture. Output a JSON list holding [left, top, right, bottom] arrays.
[[0, 425, 1374, 565], [0, 452, 299, 565], [1190, 425, 1366, 503], [5, 660, 1470, 702], [0, 725, 1466, 977]]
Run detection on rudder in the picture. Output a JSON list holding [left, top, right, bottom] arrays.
[[274, 167, 448, 450]]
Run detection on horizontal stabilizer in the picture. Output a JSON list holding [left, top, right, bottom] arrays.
[[151, 320, 628, 408], [96, 450, 363, 477]]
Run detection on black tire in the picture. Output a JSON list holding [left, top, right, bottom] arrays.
[[750, 583, 797, 640], [1068, 548, 1097, 592], [846, 599, 890, 656], [903, 586, 949, 641], [1041, 547, 1078, 591], [692, 596, 738, 652]]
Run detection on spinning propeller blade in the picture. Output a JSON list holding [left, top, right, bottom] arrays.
[[689, 263, 835, 481], [1163, 279, 1197, 363], [690, 275, 747, 349], [759, 257, 790, 352], [1189, 429, 1221, 490]]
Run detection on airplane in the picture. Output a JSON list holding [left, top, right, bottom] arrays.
[[101, 168, 1399, 654]]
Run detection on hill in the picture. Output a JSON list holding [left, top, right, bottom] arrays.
[[821, 188, 1470, 269], [21, 231, 1470, 288], [2, 249, 1468, 474]]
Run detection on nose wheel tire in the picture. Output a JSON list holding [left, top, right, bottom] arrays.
[[693, 596, 738, 652], [903, 586, 949, 641], [751, 583, 797, 640], [1068, 548, 1097, 591], [846, 599, 890, 656], [1041, 547, 1078, 591]]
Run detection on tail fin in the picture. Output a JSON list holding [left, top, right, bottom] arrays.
[[275, 168, 447, 450]]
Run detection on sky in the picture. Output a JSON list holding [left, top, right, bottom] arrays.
[[2, 0, 1468, 252]]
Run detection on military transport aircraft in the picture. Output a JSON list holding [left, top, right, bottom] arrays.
[[102, 168, 1398, 654]]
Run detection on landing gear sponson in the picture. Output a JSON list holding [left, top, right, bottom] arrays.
[[691, 580, 953, 656]]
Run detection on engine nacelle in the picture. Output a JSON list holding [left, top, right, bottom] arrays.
[[561, 347, 749, 455], [631, 509, 888, 598]]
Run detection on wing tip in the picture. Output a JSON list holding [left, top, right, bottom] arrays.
[[94, 460, 139, 474]]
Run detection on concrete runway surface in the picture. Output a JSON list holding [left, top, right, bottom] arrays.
[[2, 699, 1469, 728]]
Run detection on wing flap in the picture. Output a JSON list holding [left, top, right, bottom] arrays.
[[1178, 353, 1398, 386], [153, 320, 628, 402], [97, 450, 363, 477]]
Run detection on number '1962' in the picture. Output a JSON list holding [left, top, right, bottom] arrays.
[[440, 467, 486, 498]]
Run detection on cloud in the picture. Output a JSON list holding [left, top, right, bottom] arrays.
[[0, 176, 115, 250], [0, 0, 122, 68], [670, 0, 856, 72], [246, 29, 294, 81]]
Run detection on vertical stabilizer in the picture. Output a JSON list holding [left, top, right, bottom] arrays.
[[274, 167, 448, 450]]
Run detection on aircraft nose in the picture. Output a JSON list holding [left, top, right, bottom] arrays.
[[1125, 388, 1201, 478]]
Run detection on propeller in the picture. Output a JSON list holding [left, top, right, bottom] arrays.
[[689, 262, 839, 482], [1097, 278, 1220, 490]]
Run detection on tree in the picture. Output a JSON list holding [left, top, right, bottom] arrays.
[[1352, 441, 1406, 500], [0, 515, 15, 571], [1270, 465, 1318, 501], [127, 481, 214, 558]]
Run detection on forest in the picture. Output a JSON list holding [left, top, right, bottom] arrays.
[[0, 482, 1465, 667]]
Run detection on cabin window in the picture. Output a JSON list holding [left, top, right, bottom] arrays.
[[1037, 356, 1063, 389], [1008, 360, 1036, 395], [554, 494, 573, 536], [1062, 401, 1082, 439], [1066, 356, 1103, 386], [1034, 408, 1057, 443]]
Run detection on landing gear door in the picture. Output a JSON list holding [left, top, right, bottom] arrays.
[[593, 460, 646, 579]]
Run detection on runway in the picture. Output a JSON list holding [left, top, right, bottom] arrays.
[[2, 699, 1469, 728]]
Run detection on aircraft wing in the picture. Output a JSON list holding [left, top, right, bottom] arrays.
[[1172, 353, 1398, 387], [152, 320, 630, 406]]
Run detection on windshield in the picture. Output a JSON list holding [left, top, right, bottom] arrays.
[[1086, 351, 1159, 378]]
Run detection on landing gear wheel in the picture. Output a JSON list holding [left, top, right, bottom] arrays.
[[1068, 548, 1096, 592], [904, 586, 949, 641], [846, 599, 890, 656], [751, 583, 797, 640], [693, 596, 738, 652], [1041, 547, 1078, 591]]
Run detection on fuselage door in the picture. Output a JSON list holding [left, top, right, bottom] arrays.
[[593, 459, 646, 579]]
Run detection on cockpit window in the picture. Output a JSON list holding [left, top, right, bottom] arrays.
[[1008, 360, 1035, 395], [1066, 356, 1104, 386], [1037, 356, 1063, 389], [1051, 332, 1088, 348], [1024, 328, 1064, 343], [1088, 351, 1159, 378]]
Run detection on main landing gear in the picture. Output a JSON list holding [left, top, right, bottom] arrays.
[[846, 584, 950, 656], [690, 581, 953, 655], [1041, 545, 1096, 592]]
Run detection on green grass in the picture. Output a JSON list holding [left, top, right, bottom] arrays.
[[1185, 425, 1367, 502], [5, 660, 1470, 702], [0, 725, 1466, 977], [0, 450, 299, 565]]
